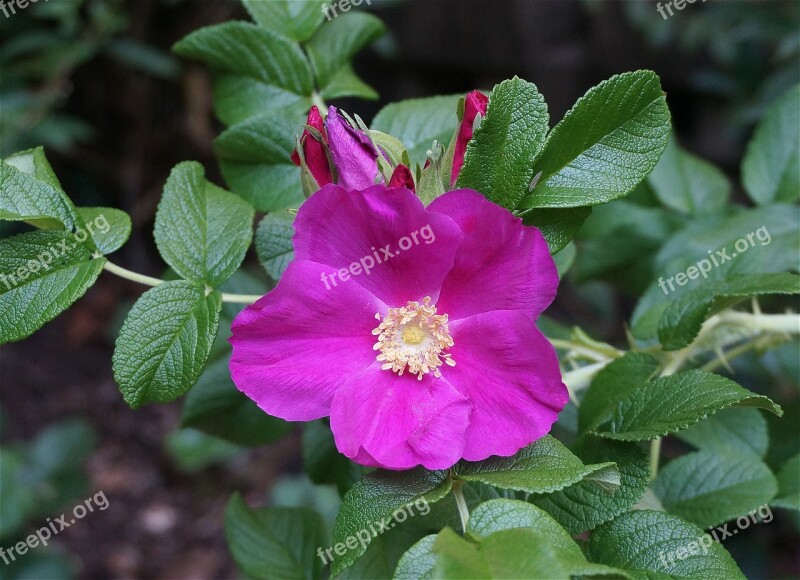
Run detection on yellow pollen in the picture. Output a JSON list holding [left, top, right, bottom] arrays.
[[402, 325, 425, 344], [372, 296, 455, 380]]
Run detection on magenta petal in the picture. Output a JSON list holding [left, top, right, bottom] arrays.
[[445, 310, 568, 461], [326, 106, 383, 190], [429, 189, 558, 320], [294, 184, 463, 306], [330, 368, 473, 470], [229, 260, 385, 421]]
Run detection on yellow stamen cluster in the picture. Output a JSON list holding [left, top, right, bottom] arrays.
[[372, 296, 455, 380]]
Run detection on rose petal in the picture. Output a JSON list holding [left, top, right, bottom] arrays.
[[444, 310, 568, 461], [230, 260, 385, 421], [429, 189, 558, 320], [294, 184, 463, 306], [330, 366, 473, 470]]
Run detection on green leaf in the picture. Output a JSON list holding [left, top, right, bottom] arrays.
[[433, 503, 626, 579], [454, 435, 617, 495], [533, 437, 650, 534], [578, 352, 661, 435], [521, 206, 592, 255], [586, 510, 745, 579], [631, 204, 799, 340], [255, 212, 295, 281], [26, 419, 95, 481], [242, 0, 327, 42], [302, 420, 368, 496], [677, 407, 769, 458], [320, 62, 379, 101], [0, 450, 37, 538], [305, 12, 384, 93], [522, 70, 670, 209], [553, 241, 576, 276], [154, 161, 254, 287], [371, 95, 462, 167], [772, 453, 800, 511], [212, 74, 310, 126], [653, 450, 778, 528], [215, 108, 307, 212], [225, 493, 325, 580], [590, 370, 783, 441], [112, 280, 221, 408], [180, 354, 293, 446], [173, 22, 314, 96], [331, 468, 452, 575], [468, 498, 566, 537], [3, 146, 65, 192], [0, 230, 105, 343], [165, 428, 242, 473], [393, 535, 438, 580], [571, 200, 680, 286], [75, 207, 132, 255], [648, 135, 729, 215], [457, 77, 549, 210], [742, 83, 800, 205], [658, 273, 800, 350], [0, 151, 80, 230]]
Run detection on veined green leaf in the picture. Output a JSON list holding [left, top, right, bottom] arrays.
[[653, 450, 778, 528], [225, 493, 325, 580], [331, 468, 452, 575], [533, 437, 650, 534], [154, 161, 254, 287], [173, 21, 314, 96], [590, 370, 782, 441], [75, 207, 132, 256], [457, 77, 549, 210], [454, 435, 618, 495], [305, 12, 384, 92], [242, 0, 327, 42], [742, 83, 800, 205], [587, 510, 745, 579], [0, 151, 80, 230], [255, 213, 295, 281], [648, 135, 730, 215], [0, 230, 105, 344], [112, 281, 221, 408], [522, 70, 670, 209]]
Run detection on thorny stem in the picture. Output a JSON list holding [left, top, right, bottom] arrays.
[[103, 261, 262, 305]]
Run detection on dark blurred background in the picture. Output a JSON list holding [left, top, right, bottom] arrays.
[[1, 0, 798, 577]]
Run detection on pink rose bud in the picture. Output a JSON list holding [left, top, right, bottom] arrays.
[[388, 164, 415, 192], [325, 106, 384, 191], [291, 106, 333, 188], [451, 90, 489, 186]]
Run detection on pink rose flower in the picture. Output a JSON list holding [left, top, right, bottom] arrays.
[[229, 184, 566, 470]]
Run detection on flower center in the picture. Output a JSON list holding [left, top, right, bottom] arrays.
[[372, 296, 455, 380]]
